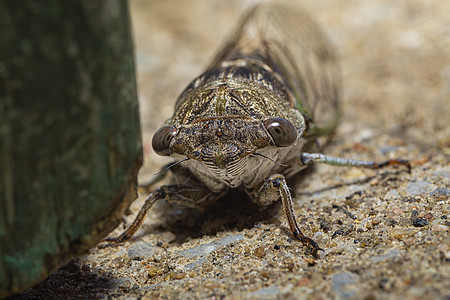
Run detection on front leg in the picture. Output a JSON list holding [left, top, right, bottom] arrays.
[[104, 184, 221, 243], [255, 174, 322, 256]]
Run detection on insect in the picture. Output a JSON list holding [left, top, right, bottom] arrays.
[[106, 4, 410, 256]]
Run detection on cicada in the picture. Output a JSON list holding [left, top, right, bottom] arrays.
[[106, 3, 409, 255]]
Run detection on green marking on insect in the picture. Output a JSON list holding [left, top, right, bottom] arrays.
[[214, 87, 228, 115]]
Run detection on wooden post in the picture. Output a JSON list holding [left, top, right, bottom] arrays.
[[0, 1, 142, 297]]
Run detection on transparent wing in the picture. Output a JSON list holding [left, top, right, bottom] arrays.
[[208, 3, 341, 135]]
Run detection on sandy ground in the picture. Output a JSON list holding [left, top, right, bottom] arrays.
[[12, 0, 449, 299]]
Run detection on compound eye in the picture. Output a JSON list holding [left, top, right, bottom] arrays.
[[152, 125, 177, 156], [264, 118, 297, 147]]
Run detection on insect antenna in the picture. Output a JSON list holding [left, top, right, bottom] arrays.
[[252, 152, 287, 167], [154, 157, 190, 175]]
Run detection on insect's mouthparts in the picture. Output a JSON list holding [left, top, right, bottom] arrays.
[[199, 143, 240, 163]]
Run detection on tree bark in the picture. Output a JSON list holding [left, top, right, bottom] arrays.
[[0, 1, 142, 297]]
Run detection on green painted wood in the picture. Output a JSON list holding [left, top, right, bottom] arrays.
[[0, 1, 142, 297]]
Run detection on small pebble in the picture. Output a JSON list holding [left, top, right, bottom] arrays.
[[370, 250, 401, 262], [247, 285, 282, 299], [171, 271, 186, 280], [433, 169, 450, 179], [127, 241, 162, 259], [404, 237, 415, 245], [386, 190, 400, 198], [432, 225, 449, 232], [359, 217, 371, 231], [260, 270, 271, 278], [372, 219, 381, 226], [177, 234, 244, 258], [297, 278, 311, 287], [331, 229, 346, 239], [369, 209, 379, 216], [405, 181, 430, 196], [253, 246, 266, 258], [431, 219, 441, 226], [412, 218, 428, 227], [146, 266, 160, 278], [393, 208, 403, 215], [390, 228, 417, 239], [424, 214, 433, 220], [160, 231, 176, 243], [429, 188, 450, 199], [109, 277, 135, 290], [387, 218, 398, 227], [332, 272, 359, 298], [379, 146, 399, 155]]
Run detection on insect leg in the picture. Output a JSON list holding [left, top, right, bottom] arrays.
[[257, 174, 322, 256], [104, 184, 218, 243], [300, 153, 411, 172]]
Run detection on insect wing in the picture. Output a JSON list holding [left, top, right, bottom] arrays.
[[209, 4, 341, 137]]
